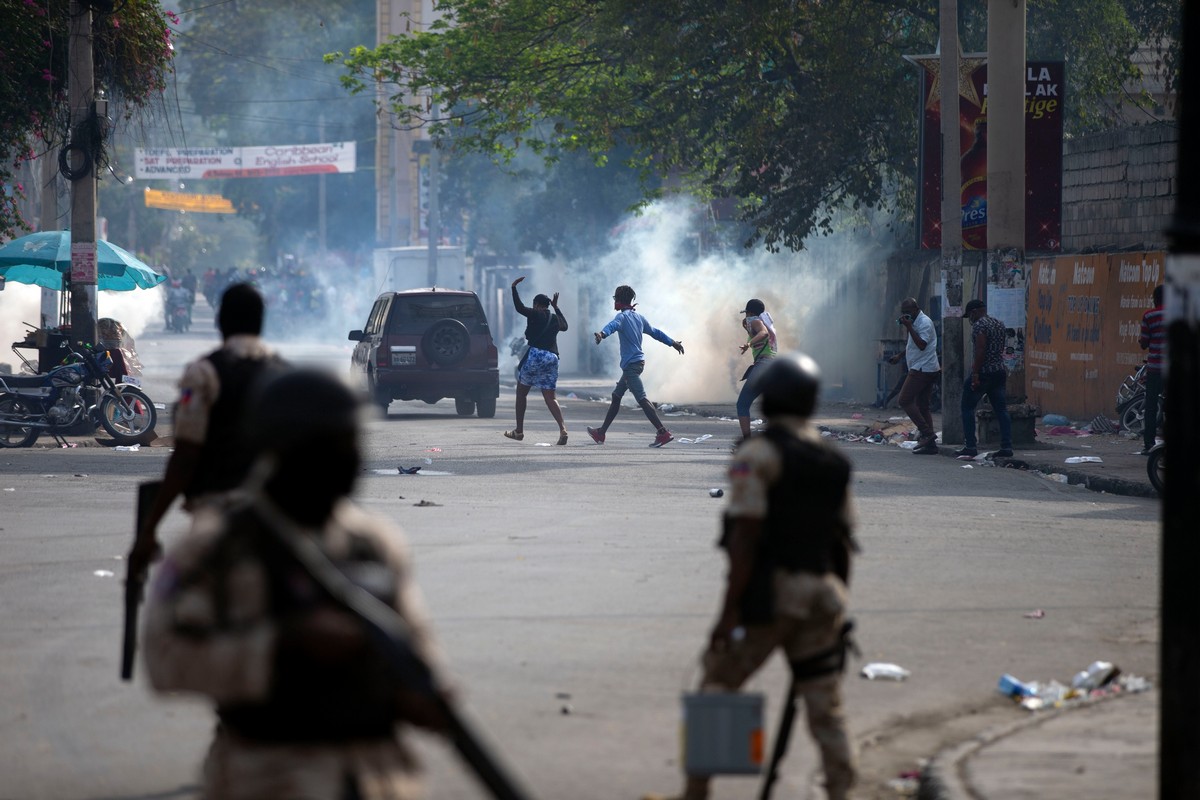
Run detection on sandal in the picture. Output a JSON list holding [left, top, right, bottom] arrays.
[[503, 430, 524, 441], [556, 431, 568, 446]]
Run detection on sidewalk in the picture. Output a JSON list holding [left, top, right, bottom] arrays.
[[920, 688, 1157, 800], [553, 378, 1159, 499]]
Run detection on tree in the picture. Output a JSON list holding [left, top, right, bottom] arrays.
[[0, 0, 175, 240], [173, 0, 377, 263], [331, 0, 1180, 252]]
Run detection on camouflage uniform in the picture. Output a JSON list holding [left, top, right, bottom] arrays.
[[684, 417, 857, 800], [143, 497, 444, 800]]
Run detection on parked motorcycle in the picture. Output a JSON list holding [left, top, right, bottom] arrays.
[[1147, 442, 1165, 496], [0, 342, 157, 447], [1114, 362, 1164, 436]]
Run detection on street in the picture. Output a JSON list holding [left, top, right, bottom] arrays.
[[0, 314, 1159, 800]]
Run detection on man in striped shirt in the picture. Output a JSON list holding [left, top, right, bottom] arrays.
[[1138, 284, 1166, 455]]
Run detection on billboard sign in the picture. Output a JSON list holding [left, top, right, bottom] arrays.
[[134, 142, 356, 179]]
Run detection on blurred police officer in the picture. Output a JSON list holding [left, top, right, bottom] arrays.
[[130, 282, 284, 577], [142, 369, 450, 800], [647, 353, 858, 800]]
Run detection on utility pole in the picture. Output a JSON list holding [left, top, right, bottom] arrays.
[[40, 150, 61, 328], [318, 111, 327, 258], [67, 0, 97, 346], [988, 0, 1027, 403], [939, 0, 965, 444], [426, 103, 440, 287], [1161, 1, 1200, 796]]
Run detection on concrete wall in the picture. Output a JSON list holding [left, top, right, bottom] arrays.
[[1060, 122, 1178, 252]]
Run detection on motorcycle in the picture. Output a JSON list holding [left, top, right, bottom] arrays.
[[1114, 362, 1163, 436], [1147, 442, 1165, 496], [0, 341, 157, 448], [166, 287, 192, 333]]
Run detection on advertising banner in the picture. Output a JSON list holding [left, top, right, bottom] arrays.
[[134, 142, 356, 179], [143, 188, 235, 213], [916, 61, 1063, 252]]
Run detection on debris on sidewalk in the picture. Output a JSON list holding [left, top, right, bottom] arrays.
[[1023, 609, 1046, 619], [1065, 456, 1103, 464], [708, 488, 724, 498], [861, 662, 911, 681], [413, 499, 441, 507], [678, 434, 714, 444], [113, 444, 141, 452], [996, 660, 1150, 712], [1042, 413, 1070, 426], [1088, 415, 1118, 433]]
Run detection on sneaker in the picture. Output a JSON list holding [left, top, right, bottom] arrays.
[[650, 428, 673, 448], [913, 443, 938, 455], [918, 433, 938, 447], [993, 448, 1014, 458], [587, 426, 605, 445], [953, 447, 978, 458]]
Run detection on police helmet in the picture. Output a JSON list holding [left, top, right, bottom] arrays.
[[248, 368, 362, 454], [751, 352, 821, 418]]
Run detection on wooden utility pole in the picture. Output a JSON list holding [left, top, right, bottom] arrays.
[[426, 103, 440, 287], [939, 0, 965, 444], [1161, 2, 1200, 796], [40, 151, 61, 328], [988, 0, 1027, 404], [67, 0, 97, 346]]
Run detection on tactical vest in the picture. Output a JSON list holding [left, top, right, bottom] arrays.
[[736, 426, 853, 624], [212, 508, 403, 742], [184, 349, 282, 501]]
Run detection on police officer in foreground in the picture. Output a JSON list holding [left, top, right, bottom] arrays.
[[645, 353, 859, 800], [142, 369, 452, 800], [130, 282, 284, 579]]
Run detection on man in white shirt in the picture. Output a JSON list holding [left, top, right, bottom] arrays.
[[895, 298, 940, 455]]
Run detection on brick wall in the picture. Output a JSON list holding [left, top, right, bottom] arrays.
[[1061, 122, 1178, 252]]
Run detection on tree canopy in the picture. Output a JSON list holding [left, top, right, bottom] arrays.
[[0, 0, 175, 240], [332, 0, 1180, 252]]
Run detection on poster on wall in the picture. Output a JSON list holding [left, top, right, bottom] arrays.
[[985, 249, 1027, 373], [914, 61, 1064, 252]]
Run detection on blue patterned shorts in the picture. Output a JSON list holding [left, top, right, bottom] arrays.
[[518, 347, 560, 390]]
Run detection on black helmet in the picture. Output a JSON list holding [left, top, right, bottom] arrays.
[[750, 352, 821, 418], [248, 368, 362, 454]]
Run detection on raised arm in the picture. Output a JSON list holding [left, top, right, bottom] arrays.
[[551, 292, 568, 331], [511, 277, 531, 318]]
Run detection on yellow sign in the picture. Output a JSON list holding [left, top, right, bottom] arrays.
[[143, 188, 236, 214]]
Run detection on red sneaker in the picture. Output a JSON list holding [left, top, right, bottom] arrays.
[[650, 428, 673, 448], [587, 426, 605, 444]]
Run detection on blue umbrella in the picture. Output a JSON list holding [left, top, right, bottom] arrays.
[[0, 231, 166, 291]]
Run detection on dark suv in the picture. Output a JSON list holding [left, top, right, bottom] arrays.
[[349, 289, 499, 417]]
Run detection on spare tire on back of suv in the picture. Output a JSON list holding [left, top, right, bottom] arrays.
[[422, 318, 470, 366]]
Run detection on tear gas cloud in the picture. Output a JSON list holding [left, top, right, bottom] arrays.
[[576, 199, 890, 405], [0, 283, 166, 373]]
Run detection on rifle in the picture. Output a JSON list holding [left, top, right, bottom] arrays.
[[249, 498, 534, 800], [121, 480, 161, 681]]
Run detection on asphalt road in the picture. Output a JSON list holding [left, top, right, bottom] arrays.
[[0, 311, 1160, 800]]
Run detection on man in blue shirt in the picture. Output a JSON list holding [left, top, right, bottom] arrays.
[[587, 285, 685, 447]]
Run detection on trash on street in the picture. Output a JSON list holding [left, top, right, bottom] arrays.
[[861, 662, 911, 681]]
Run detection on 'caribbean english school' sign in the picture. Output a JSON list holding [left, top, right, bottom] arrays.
[[134, 142, 356, 180]]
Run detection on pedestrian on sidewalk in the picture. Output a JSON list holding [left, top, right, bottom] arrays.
[[1138, 284, 1165, 455], [129, 283, 286, 579], [955, 299, 1013, 458], [504, 276, 569, 445], [587, 284, 685, 448], [643, 353, 858, 800], [735, 298, 778, 444], [895, 297, 940, 454]]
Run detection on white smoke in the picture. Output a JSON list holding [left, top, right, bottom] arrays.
[[581, 198, 889, 403]]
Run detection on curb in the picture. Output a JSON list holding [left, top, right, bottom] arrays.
[[810, 425, 1157, 500], [916, 690, 1148, 800]]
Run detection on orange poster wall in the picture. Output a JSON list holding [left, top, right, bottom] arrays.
[[1025, 252, 1164, 420]]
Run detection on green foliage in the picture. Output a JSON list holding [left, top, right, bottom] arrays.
[[0, 0, 174, 239], [332, 0, 1180, 252], [174, 0, 378, 262]]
